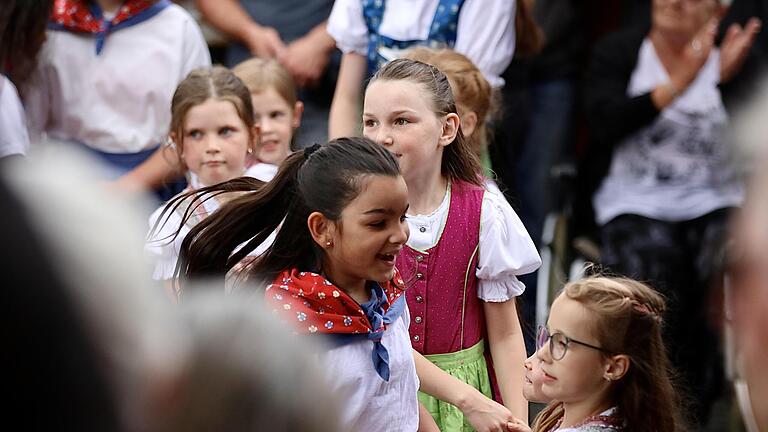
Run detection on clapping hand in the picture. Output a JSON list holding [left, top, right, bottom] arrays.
[[720, 17, 762, 83]]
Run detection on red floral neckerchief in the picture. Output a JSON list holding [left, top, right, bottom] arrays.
[[50, 0, 170, 54], [265, 268, 407, 380]]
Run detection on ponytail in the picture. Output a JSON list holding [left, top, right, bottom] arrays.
[[178, 150, 308, 281], [176, 137, 401, 289]]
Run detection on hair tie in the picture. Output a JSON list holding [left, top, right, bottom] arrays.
[[304, 143, 322, 160]]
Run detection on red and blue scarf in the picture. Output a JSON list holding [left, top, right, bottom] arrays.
[[49, 0, 171, 54], [265, 268, 407, 381]]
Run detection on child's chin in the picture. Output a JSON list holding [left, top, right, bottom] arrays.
[[372, 269, 395, 283]]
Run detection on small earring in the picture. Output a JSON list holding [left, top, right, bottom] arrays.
[[326, 241, 332, 247], [247, 148, 253, 154], [605, 376, 613, 381]]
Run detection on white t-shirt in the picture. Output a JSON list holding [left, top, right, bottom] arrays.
[[594, 39, 743, 224], [327, 0, 516, 87], [406, 182, 541, 302], [24, 4, 211, 154], [0, 76, 30, 158], [321, 305, 419, 431]]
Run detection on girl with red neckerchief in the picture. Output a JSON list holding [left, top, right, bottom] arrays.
[[176, 137, 520, 432]]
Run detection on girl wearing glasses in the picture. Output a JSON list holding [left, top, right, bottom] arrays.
[[509, 276, 685, 432]]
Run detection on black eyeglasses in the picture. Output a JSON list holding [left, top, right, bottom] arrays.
[[537, 325, 613, 361]]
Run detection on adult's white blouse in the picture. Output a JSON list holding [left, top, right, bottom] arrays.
[[0, 76, 30, 158], [327, 0, 517, 87], [321, 304, 419, 431], [24, 4, 211, 153], [405, 182, 541, 302]]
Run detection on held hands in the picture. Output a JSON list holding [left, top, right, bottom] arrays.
[[244, 23, 287, 58], [507, 417, 533, 432], [720, 17, 762, 83], [244, 22, 334, 88], [278, 26, 335, 88]]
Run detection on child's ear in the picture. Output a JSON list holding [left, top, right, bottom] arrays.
[[461, 111, 479, 138], [292, 101, 304, 129], [438, 113, 460, 148], [604, 354, 630, 382], [168, 131, 179, 150], [168, 131, 186, 165], [307, 211, 335, 249]]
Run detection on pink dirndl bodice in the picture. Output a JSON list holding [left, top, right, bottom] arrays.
[[398, 180, 485, 354]]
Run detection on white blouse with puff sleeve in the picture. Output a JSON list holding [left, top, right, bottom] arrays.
[[405, 182, 541, 302]]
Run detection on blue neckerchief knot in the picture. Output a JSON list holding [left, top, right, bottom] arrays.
[[332, 282, 406, 381]]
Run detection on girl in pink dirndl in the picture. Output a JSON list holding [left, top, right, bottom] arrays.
[[363, 58, 541, 430]]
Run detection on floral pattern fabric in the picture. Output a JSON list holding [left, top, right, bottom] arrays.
[[265, 268, 407, 380]]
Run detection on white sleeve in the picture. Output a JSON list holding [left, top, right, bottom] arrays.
[[454, 0, 516, 87], [179, 7, 212, 78], [145, 205, 188, 281], [327, 0, 369, 55], [0, 77, 30, 158], [476, 187, 541, 302]]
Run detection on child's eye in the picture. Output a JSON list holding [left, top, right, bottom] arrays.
[[363, 119, 377, 128], [368, 221, 385, 229], [188, 130, 203, 139], [270, 111, 285, 119], [394, 118, 410, 126], [219, 127, 234, 136], [400, 214, 408, 223]]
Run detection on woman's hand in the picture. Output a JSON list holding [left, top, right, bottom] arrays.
[[674, 18, 719, 89], [720, 17, 762, 83], [652, 18, 718, 109]]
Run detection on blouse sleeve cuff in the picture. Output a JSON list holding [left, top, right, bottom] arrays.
[[327, 26, 368, 55], [326, 1, 368, 55], [478, 275, 526, 302]]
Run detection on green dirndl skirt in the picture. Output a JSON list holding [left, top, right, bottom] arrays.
[[418, 340, 492, 432]]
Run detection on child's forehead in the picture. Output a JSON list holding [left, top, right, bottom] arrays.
[[184, 98, 241, 119], [250, 86, 284, 99], [548, 295, 599, 339], [366, 80, 433, 107]]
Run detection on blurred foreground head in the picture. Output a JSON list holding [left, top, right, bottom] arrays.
[[729, 79, 768, 432], [1, 147, 339, 431], [155, 291, 340, 432]]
